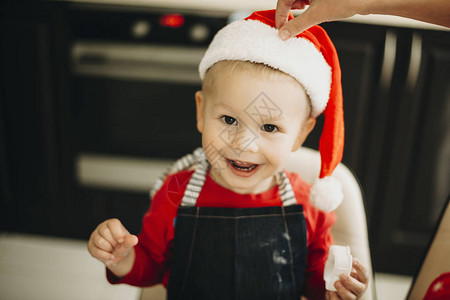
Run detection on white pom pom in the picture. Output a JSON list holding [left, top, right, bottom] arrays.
[[310, 176, 343, 212]]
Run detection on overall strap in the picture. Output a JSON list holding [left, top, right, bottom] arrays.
[[180, 159, 209, 206], [276, 171, 298, 207], [150, 147, 205, 198]]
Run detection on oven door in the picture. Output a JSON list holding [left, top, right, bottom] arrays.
[[71, 41, 205, 192]]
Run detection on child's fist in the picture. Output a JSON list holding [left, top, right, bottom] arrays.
[[327, 258, 369, 300], [88, 218, 138, 267]]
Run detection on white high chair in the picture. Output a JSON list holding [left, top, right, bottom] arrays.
[[285, 147, 375, 300], [141, 147, 375, 300]]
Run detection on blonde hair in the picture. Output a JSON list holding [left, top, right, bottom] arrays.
[[202, 60, 312, 117]]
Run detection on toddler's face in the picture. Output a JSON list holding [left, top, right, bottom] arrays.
[[196, 68, 315, 194]]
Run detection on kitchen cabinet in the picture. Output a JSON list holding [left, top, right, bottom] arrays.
[[367, 28, 450, 274], [0, 92, 10, 229], [307, 22, 450, 275], [1, 2, 71, 235], [1, 2, 449, 275]]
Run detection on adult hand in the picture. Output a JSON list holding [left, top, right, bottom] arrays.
[[88, 218, 138, 276], [276, 0, 450, 40], [276, 0, 369, 40]]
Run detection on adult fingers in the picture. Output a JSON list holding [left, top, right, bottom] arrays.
[[278, 4, 326, 40], [291, 0, 308, 10], [275, 0, 296, 29]]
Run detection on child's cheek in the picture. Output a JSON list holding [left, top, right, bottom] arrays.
[[260, 137, 289, 165]]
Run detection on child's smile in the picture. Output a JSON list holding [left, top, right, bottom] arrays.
[[226, 158, 260, 177]]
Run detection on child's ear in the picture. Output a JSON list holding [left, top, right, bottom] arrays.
[[292, 117, 316, 152], [195, 91, 204, 133]]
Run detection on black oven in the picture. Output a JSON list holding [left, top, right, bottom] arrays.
[[69, 6, 229, 155], [67, 4, 228, 235], [69, 6, 228, 184], [71, 42, 203, 158]]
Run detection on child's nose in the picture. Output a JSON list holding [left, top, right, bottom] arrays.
[[231, 126, 259, 153], [244, 138, 259, 153]]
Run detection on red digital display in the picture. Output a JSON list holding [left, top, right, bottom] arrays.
[[159, 14, 184, 28]]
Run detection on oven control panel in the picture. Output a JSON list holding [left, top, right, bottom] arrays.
[[69, 6, 229, 45]]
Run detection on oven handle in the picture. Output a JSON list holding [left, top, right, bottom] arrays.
[[72, 41, 206, 84], [77, 153, 174, 193]]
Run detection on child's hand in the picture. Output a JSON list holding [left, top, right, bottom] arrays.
[[327, 258, 369, 300], [88, 218, 138, 268]]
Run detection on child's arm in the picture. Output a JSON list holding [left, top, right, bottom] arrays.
[[327, 258, 369, 300], [88, 172, 186, 287], [88, 218, 138, 278]]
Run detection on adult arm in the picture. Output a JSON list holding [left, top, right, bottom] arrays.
[[276, 0, 450, 40]]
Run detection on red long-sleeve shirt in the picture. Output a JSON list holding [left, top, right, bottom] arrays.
[[108, 170, 336, 299]]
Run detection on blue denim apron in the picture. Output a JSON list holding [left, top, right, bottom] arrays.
[[165, 154, 307, 300]]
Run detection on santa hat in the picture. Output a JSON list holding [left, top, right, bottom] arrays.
[[199, 10, 344, 212]]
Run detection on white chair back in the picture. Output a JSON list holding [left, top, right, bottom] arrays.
[[286, 147, 374, 299]]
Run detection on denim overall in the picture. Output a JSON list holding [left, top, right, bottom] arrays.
[[165, 151, 308, 300]]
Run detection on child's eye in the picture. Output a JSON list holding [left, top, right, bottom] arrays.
[[262, 124, 278, 133], [221, 115, 237, 125]]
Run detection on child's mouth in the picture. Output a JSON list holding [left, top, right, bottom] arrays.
[[226, 159, 259, 177]]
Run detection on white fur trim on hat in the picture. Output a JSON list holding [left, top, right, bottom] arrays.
[[199, 19, 332, 117], [310, 176, 343, 212]]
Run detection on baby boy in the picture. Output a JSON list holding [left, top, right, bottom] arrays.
[[88, 9, 369, 300]]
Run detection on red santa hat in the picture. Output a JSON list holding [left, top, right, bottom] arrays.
[[199, 10, 344, 212]]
